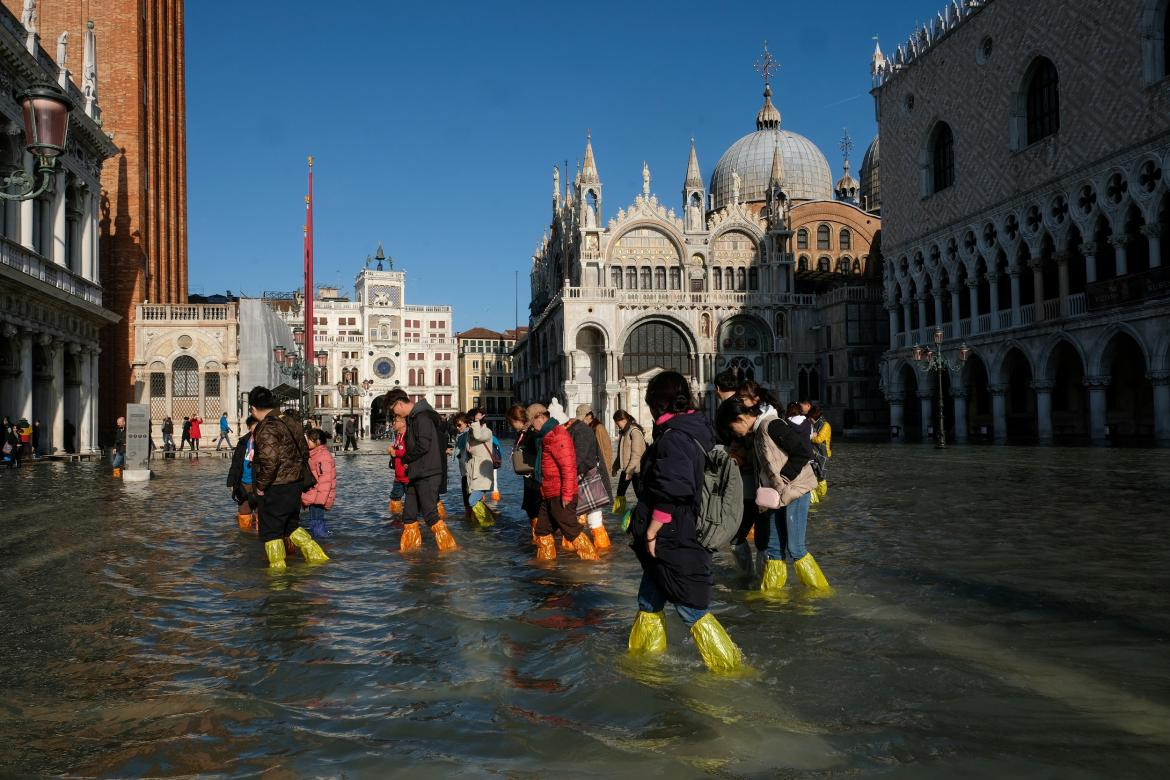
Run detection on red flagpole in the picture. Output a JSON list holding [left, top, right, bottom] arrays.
[[305, 156, 315, 376]]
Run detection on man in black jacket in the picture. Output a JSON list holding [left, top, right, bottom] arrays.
[[387, 389, 457, 554]]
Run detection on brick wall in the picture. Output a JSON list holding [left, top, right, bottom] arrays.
[[4, 1, 190, 433], [876, 0, 1170, 251]]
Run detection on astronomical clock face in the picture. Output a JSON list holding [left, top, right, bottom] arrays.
[[370, 285, 400, 308], [373, 357, 395, 379]]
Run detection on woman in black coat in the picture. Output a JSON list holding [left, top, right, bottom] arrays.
[[627, 371, 743, 674]]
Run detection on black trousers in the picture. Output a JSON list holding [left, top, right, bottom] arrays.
[[536, 497, 582, 541], [345, 434, 358, 451], [404, 474, 441, 526], [257, 481, 303, 543]]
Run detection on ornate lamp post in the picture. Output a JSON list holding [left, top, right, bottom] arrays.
[[0, 84, 72, 202], [272, 329, 326, 415], [912, 327, 970, 448]]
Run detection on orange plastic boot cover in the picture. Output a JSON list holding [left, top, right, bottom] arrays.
[[572, 532, 600, 561], [431, 520, 458, 552], [535, 534, 557, 560], [591, 525, 612, 551], [399, 522, 423, 553]]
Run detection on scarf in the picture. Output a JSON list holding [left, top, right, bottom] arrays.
[[532, 418, 559, 485]]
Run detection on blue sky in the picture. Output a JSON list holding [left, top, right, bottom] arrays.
[[186, 0, 943, 330]]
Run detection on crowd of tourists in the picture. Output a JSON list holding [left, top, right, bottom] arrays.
[[215, 375, 834, 674]]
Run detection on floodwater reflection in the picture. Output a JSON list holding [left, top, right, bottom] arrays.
[[1, 444, 1168, 776]]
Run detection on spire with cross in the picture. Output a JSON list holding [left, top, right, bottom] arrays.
[[754, 40, 779, 86], [840, 128, 854, 164]]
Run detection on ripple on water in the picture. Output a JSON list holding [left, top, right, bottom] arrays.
[[0, 444, 1168, 776]]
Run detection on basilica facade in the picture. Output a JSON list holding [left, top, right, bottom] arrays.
[[515, 72, 886, 432]]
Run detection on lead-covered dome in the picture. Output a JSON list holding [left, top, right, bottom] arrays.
[[860, 135, 880, 214], [709, 85, 833, 209]]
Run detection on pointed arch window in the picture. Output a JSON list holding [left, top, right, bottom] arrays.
[[172, 356, 198, 397], [929, 121, 955, 193], [1025, 56, 1060, 144], [839, 228, 852, 250], [817, 224, 831, 250], [796, 228, 809, 249]]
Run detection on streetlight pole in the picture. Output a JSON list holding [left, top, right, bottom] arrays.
[[273, 331, 327, 418], [912, 327, 970, 449]]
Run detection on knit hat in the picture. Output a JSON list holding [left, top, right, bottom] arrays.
[[575, 403, 593, 421]]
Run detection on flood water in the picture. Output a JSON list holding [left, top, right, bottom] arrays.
[[2, 443, 1169, 778]]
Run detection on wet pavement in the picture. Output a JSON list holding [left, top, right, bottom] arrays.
[[2, 444, 1169, 777]]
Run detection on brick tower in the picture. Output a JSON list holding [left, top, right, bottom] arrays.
[[4, 0, 189, 432]]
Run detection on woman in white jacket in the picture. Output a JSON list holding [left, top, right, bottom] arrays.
[[464, 409, 497, 526]]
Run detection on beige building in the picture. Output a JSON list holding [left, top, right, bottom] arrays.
[[457, 327, 525, 432], [873, 0, 1170, 445]]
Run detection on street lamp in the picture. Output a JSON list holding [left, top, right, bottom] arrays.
[[912, 326, 969, 449], [273, 333, 320, 415], [1, 84, 72, 202]]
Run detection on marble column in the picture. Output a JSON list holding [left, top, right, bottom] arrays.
[[918, 390, 933, 441], [49, 339, 64, 454], [1111, 236, 1129, 276], [990, 383, 1008, 445], [901, 301, 912, 342], [987, 273, 1000, 329], [1033, 381, 1054, 444], [1030, 262, 1045, 320], [967, 280, 980, 333], [79, 348, 93, 451], [18, 331, 33, 421], [50, 173, 67, 267], [886, 391, 905, 440], [951, 387, 969, 444], [1080, 241, 1098, 283], [1085, 375, 1110, 445], [1142, 224, 1162, 269], [19, 153, 34, 250], [91, 346, 101, 449], [226, 364, 240, 429], [932, 290, 944, 332], [1151, 371, 1170, 446], [949, 285, 962, 333], [1057, 255, 1070, 316], [916, 295, 928, 333], [1009, 266, 1022, 326], [79, 190, 93, 280], [887, 305, 898, 350]]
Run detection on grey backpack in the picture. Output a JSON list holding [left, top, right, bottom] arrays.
[[671, 430, 745, 551]]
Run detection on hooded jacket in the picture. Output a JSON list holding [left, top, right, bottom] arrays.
[[302, 445, 337, 509], [252, 412, 308, 490]]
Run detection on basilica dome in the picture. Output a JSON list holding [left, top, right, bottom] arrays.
[[709, 85, 833, 209], [860, 135, 880, 213]]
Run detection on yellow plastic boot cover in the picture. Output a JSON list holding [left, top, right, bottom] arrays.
[[816, 480, 828, 499], [264, 538, 287, 570], [794, 553, 830, 590], [612, 495, 627, 516], [628, 610, 667, 654], [472, 501, 495, 527], [760, 558, 788, 591], [535, 534, 557, 560], [400, 522, 423, 552], [289, 527, 329, 564], [431, 520, 458, 552], [690, 612, 743, 675]]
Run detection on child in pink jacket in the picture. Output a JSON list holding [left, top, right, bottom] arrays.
[[302, 428, 337, 537]]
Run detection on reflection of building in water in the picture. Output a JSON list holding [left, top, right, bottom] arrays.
[[0, 4, 118, 455], [874, 0, 1170, 445], [514, 57, 886, 432]]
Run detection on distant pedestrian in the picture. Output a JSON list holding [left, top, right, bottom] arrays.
[[249, 386, 329, 570], [161, 417, 175, 451], [189, 416, 203, 452], [334, 417, 344, 443], [507, 404, 541, 544], [111, 416, 126, 477], [611, 409, 646, 527], [215, 412, 233, 451], [387, 388, 458, 554], [302, 428, 337, 537], [32, 419, 42, 457], [344, 416, 358, 451], [180, 417, 192, 450], [463, 408, 496, 526], [17, 418, 30, 458], [2, 423, 20, 468]]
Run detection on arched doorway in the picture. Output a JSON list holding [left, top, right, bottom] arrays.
[[1002, 348, 1037, 442], [962, 353, 992, 442], [1102, 332, 1153, 443], [621, 319, 695, 428], [370, 393, 392, 437], [1049, 340, 1088, 443], [572, 325, 607, 422]]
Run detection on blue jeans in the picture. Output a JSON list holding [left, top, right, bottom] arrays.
[[755, 491, 811, 561], [637, 571, 707, 628], [305, 505, 328, 537], [111, 452, 125, 469], [390, 481, 406, 500]]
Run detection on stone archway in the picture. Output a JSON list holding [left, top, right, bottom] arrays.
[[571, 325, 608, 423], [1001, 347, 1037, 443], [1046, 339, 1089, 443], [621, 318, 696, 429], [961, 352, 993, 442], [1101, 331, 1154, 443]]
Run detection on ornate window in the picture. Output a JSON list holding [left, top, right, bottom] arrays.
[[930, 121, 955, 192], [796, 228, 809, 249], [724, 268, 734, 289], [640, 267, 652, 289], [626, 268, 637, 289], [713, 267, 722, 290], [622, 321, 693, 377], [654, 267, 666, 290], [611, 266, 623, 289], [736, 267, 746, 291], [172, 356, 198, 397], [817, 224, 831, 250], [818, 256, 831, 272], [669, 267, 681, 290], [204, 372, 220, 398], [748, 268, 759, 290], [839, 228, 852, 250], [798, 255, 809, 271], [1025, 57, 1059, 144]]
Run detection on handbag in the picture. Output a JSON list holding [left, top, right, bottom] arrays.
[[755, 486, 781, 509], [512, 446, 533, 476], [577, 465, 612, 514], [478, 440, 502, 470]]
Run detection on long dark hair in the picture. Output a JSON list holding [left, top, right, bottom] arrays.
[[715, 397, 762, 442], [714, 369, 741, 393], [645, 371, 695, 419], [612, 409, 643, 433], [738, 379, 781, 410]]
